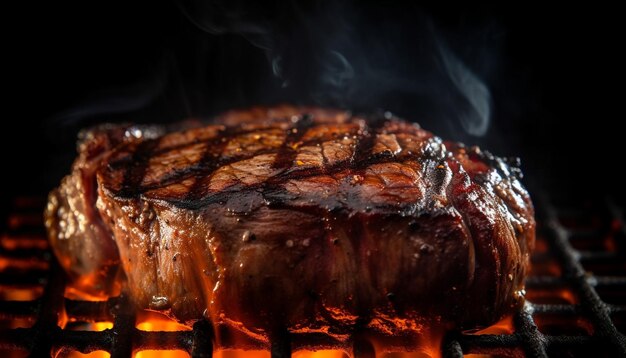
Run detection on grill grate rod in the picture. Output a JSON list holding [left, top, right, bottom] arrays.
[[541, 202, 626, 356]]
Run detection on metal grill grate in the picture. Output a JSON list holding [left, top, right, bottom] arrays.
[[1, 195, 625, 357]]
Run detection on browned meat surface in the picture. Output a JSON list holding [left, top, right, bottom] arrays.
[[45, 106, 535, 349]]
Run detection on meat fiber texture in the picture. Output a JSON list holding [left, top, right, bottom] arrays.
[[45, 106, 535, 349]]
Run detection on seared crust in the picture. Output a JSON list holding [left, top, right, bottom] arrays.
[[46, 106, 535, 349]]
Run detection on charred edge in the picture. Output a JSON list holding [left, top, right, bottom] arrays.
[[471, 149, 523, 180], [117, 138, 162, 198], [271, 113, 315, 170], [445, 158, 501, 325]]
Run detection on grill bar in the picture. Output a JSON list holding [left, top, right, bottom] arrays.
[[514, 303, 548, 358], [542, 204, 626, 356], [110, 295, 136, 358], [190, 320, 213, 358], [1, 195, 625, 357], [270, 328, 292, 358], [28, 262, 65, 357], [441, 338, 463, 358]]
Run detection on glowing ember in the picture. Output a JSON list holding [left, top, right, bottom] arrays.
[[66, 321, 113, 331], [467, 316, 515, 335], [64, 287, 109, 301], [133, 311, 192, 358], [136, 311, 191, 332], [379, 353, 436, 357], [533, 314, 594, 336], [63, 274, 121, 301], [292, 351, 347, 358], [135, 350, 190, 358], [530, 258, 562, 276], [0, 234, 49, 250], [213, 350, 268, 358], [0, 256, 49, 271], [533, 238, 549, 253], [210, 348, 444, 358], [0, 317, 35, 329], [8, 213, 43, 230], [93, 322, 113, 331], [63, 351, 110, 358], [0, 286, 43, 301], [526, 287, 577, 305]]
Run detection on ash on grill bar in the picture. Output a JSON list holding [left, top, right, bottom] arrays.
[[0, 194, 624, 357]]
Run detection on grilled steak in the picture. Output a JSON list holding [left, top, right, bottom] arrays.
[[45, 106, 535, 349]]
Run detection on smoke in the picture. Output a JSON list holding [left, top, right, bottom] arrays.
[[48, 55, 170, 127], [48, 1, 501, 139], [438, 41, 492, 136], [176, 0, 275, 51], [175, 0, 496, 137]]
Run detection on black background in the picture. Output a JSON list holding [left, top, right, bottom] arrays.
[[4, 1, 624, 202]]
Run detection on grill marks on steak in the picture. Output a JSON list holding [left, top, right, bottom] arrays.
[[101, 111, 438, 213], [46, 106, 535, 347]]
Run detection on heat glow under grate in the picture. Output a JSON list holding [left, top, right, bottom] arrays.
[[0, 195, 625, 357]]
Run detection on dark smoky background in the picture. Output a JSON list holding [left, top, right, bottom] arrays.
[[4, 1, 624, 202]]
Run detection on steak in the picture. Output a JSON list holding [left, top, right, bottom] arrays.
[[45, 106, 535, 349]]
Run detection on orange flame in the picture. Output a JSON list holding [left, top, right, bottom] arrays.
[[136, 311, 192, 332], [292, 351, 347, 358], [134, 311, 191, 358], [526, 287, 577, 305], [468, 316, 514, 335], [0, 285, 43, 301], [214, 350, 348, 358], [67, 322, 113, 331], [63, 351, 110, 358], [7, 213, 43, 230], [0, 234, 49, 250], [213, 350, 268, 358], [134, 350, 190, 358]]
